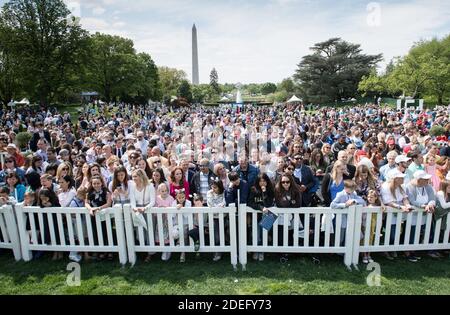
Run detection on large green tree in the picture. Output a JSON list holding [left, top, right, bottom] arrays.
[[177, 80, 192, 103], [209, 68, 220, 95], [0, 21, 22, 105], [86, 33, 140, 103], [359, 35, 450, 104], [0, 0, 89, 106], [294, 38, 383, 103], [158, 66, 187, 102]]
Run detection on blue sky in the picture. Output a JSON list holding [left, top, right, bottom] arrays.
[[2, 0, 450, 83]]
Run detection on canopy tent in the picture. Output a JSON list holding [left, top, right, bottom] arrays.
[[287, 95, 303, 103], [8, 98, 30, 106], [220, 96, 230, 102]]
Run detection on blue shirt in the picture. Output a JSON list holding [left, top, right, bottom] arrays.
[[330, 180, 345, 202]]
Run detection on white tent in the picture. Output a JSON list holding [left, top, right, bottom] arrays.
[[18, 98, 30, 105], [220, 96, 230, 102], [287, 95, 303, 103]]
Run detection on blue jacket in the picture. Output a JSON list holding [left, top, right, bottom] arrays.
[[225, 180, 249, 206], [293, 165, 315, 206], [0, 168, 26, 185], [233, 164, 259, 187], [10, 184, 26, 203]]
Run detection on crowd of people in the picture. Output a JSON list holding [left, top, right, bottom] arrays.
[[0, 102, 450, 264]]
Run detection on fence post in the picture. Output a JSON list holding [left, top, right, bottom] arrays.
[[114, 204, 128, 266], [4, 205, 21, 261], [228, 206, 238, 271], [352, 205, 363, 267], [238, 203, 247, 271], [344, 205, 356, 270], [123, 204, 136, 266], [15, 203, 32, 261]]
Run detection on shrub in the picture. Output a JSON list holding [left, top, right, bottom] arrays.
[[15, 132, 32, 150], [429, 125, 445, 137]]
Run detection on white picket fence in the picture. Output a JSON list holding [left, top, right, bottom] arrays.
[[239, 205, 357, 270], [123, 204, 238, 269], [3, 203, 450, 270], [352, 206, 450, 266], [14, 204, 128, 265], [0, 205, 21, 261]]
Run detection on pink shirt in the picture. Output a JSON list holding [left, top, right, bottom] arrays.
[[425, 164, 440, 191], [169, 181, 190, 200], [156, 194, 176, 207]]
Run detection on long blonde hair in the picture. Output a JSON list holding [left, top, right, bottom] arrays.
[[56, 162, 73, 179], [331, 161, 346, 183], [132, 168, 149, 187]]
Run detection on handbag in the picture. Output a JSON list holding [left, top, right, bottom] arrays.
[[132, 185, 148, 229]]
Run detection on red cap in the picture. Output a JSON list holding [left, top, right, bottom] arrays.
[[356, 150, 367, 157], [403, 145, 412, 154]]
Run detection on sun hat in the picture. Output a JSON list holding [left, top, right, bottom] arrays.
[[413, 170, 432, 180], [387, 169, 406, 181], [395, 155, 411, 164]]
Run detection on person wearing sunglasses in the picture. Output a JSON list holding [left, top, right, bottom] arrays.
[[0, 155, 26, 185], [274, 174, 301, 261]]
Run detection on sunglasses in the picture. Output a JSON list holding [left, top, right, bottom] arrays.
[[281, 181, 290, 184], [154, 160, 161, 163], [6, 160, 14, 163]]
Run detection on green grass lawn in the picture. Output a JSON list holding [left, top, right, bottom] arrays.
[[0, 251, 449, 295]]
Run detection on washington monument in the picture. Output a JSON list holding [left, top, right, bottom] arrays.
[[192, 24, 199, 85]]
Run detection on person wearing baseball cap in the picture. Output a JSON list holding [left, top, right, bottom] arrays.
[[380, 167, 414, 260], [6, 143, 25, 167], [405, 170, 440, 259]]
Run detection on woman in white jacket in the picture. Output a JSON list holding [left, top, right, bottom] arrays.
[[130, 169, 156, 262]]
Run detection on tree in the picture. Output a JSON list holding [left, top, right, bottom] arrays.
[[294, 38, 383, 103], [158, 66, 187, 100], [86, 33, 141, 103], [192, 84, 210, 103], [278, 78, 295, 93], [0, 21, 22, 105], [0, 0, 89, 106], [177, 80, 192, 103], [260, 82, 277, 95], [133, 52, 161, 103], [209, 68, 220, 95]]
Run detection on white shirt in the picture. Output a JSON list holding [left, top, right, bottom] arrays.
[[380, 182, 406, 225], [129, 182, 156, 209], [58, 188, 77, 207]]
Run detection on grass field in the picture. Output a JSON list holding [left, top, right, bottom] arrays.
[[0, 251, 449, 295]]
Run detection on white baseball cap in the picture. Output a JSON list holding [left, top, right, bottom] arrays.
[[395, 155, 411, 164], [413, 170, 432, 180], [387, 169, 406, 180]]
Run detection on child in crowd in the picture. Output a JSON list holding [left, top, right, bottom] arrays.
[[155, 182, 176, 261], [69, 188, 88, 262], [330, 180, 367, 245], [174, 189, 192, 263], [206, 179, 226, 262], [361, 190, 385, 264]]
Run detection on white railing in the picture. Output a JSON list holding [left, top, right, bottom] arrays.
[[239, 205, 357, 270], [0, 205, 21, 261], [14, 204, 127, 265], [352, 206, 450, 266], [123, 204, 238, 269], [3, 203, 450, 270]]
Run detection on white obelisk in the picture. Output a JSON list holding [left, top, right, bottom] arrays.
[[192, 24, 199, 85]]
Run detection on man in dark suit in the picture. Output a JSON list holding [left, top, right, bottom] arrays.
[[292, 154, 315, 207], [113, 137, 126, 159], [30, 122, 51, 152]]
